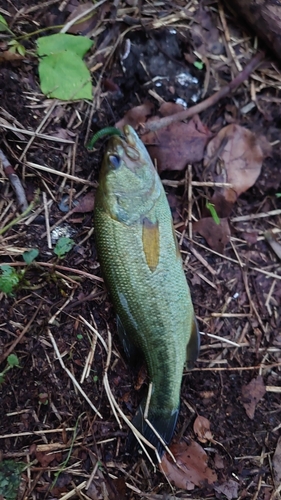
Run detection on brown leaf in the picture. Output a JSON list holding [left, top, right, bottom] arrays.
[[192, 7, 223, 56], [241, 375, 266, 420], [116, 103, 210, 172], [273, 436, 281, 484], [214, 479, 239, 500], [72, 191, 95, 213], [143, 114, 211, 172], [0, 50, 25, 62], [35, 450, 58, 467], [65, 2, 102, 36], [193, 415, 213, 443], [160, 439, 217, 490], [214, 453, 225, 469], [115, 102, 155, 129], [193, 217, 230, 253], [204, 124, 268, 209]]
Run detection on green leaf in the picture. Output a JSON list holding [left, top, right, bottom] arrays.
[[38, 51, 92, 100], [0, 460, 25, 500], [206, 200, 220, 225], [0, 265, 21, 294], [23, 248, 39, 264], [16, 43, 26, 56], [37, 33, 93, 58], [276, 193, 281, 198], [54, 237, 75, 258], [7, 354, 20, 367], [0, 14, 9, 32], [194, 60, 204, 70]]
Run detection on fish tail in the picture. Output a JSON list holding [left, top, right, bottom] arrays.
[[127, 403, 179, 458]]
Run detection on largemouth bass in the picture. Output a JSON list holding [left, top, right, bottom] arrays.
[[94, 125, 199, 456]]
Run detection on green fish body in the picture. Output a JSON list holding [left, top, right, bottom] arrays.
[[94, 125, 199, 455]]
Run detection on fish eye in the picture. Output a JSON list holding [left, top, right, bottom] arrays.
[[108, 154, 121, 169]]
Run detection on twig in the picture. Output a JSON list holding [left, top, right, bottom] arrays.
[[0, 148, 28, 212], [27, 161, 97, 186], [0, 261, 103, 283], [0, 194, 38, 235], [48, 329, 103, 419], [43, 192, 52, 249], [141, 51, 265, 133], [0, 306, 41, 365]]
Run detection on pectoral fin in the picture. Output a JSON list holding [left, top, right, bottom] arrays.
[[171, 220, 181, 259], [186, 316, 200, 369], [142, 217, 160, 272], [116, 315, 142, 365]]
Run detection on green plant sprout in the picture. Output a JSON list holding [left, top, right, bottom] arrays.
[[0, 249, 39, 295], [0, 459, 25, 500], [0, 195, 38, 236], [0, 266, 24, 295], [206, 200, 221, 225], [54, 237, 75, 259], [0, 354, 20, 385], [194, 60, 204, 70], [51, 413, 84, 489], [0, 14, 25, 55]]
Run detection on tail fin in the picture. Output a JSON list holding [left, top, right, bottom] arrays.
[[127, 403, 179, 458]]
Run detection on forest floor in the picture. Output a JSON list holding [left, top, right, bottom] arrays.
[[0, 1, 281, 499]]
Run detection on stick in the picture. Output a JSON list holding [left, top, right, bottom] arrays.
[[141, 51, 265, 134], [0, 149, 28, 212]]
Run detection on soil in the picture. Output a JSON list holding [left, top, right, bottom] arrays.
[[0, 1, 281, 499]]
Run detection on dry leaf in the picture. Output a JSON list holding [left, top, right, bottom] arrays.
[[193, 217, 230, 253], [115, 102, 155, 129], [241, 375, 266, 420], [214, 453, 224, 469], [35, 450, 58, 467], [214, 479, 239, 500], [273, 436, 281, 484], [0, 50, 25, 62], [204, 124, 268, 207], [192, 7, 223, 56], [65, 2, 105, 36], [143, 114, 210, 172], [72, 191, 95, 213], [193, 415, 213, 443], [116, 103, 210, 172], [160, 439, 217, 490]]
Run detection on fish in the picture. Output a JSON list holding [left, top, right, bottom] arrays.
[[94, 125, 200, 457]]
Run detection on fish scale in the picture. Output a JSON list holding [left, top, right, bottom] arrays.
[[94, 125, 199, 456]]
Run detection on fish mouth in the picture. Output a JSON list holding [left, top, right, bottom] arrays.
[[107, 127, 140, 161]]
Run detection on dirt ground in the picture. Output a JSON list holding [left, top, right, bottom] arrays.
[[0, 1, 281, 499]]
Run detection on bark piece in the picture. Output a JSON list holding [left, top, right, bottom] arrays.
[[224, 0, 281, 63]]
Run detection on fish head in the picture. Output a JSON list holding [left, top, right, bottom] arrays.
[[98, 125, 161, 224]]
